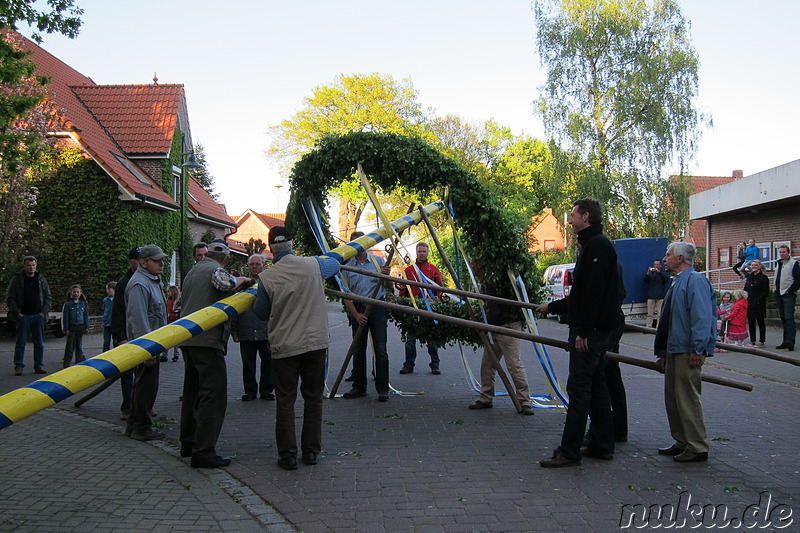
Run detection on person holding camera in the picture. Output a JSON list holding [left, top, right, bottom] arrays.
[[644, 259, 670, 328]]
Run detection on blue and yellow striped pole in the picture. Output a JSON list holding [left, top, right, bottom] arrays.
[[0, 201, 445, 430], [322, 201, 444, 262]]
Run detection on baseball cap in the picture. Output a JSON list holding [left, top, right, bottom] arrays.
[[208, 240, 230, 255], [268, 226, 293, 245], [139, 244, 166, 261], [128, 246, 141, 260]]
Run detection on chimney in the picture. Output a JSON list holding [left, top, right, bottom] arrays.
[[732, 169, 743, 179]]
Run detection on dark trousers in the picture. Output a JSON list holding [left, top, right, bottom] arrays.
[[63, 329, 85, 366], [775, 292, 797, 345], [560, 328, 614, 461], [349, 305, 389, 394], [126, 360, 160, 433], [180, 346, 228, 459], [273, 348, 326, 460], [103, 326, 112, 352], [13, 314, 45, 370], [120, 369, 133, 414], [403, 337, 439, 369], [241, 340, 273, 397], [748, 317, 766, 344], [589, 326, 628, 441]]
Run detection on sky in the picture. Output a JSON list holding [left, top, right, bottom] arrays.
[[30, 0, 800, 216]]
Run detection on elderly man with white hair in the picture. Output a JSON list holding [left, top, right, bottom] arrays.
[[654, 242, 716, 463], [231, 253, 274, 401]]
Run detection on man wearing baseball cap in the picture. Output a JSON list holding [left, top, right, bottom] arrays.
[[254, 226, 340, 471], [180, 239, 250, 468], [111, 246, 141, 420], [124, 244, 169, 441]]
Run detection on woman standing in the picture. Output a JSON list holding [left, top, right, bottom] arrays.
[[744, 259, 769, 347]]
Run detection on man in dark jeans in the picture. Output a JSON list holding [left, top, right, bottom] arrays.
[[774, 245, 799, 351], [6, 256, 52, 375], [341, 231, 392, 402], [231, 253, 274, 401], [536, 198, 620, 468], [111, 247, 140, 420]]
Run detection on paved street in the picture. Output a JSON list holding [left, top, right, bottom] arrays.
[[1, 303, 798, 532]]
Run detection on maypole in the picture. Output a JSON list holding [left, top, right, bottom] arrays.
[[0, 204, 445, 431]]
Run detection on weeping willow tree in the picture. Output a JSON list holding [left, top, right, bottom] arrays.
[[534, 0, 709, 239]]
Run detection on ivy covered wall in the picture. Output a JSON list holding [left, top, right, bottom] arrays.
[[33, 148, 183, 314]]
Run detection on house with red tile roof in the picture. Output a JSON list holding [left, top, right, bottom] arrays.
[[231, 210, 287, 259], [8, 32, 236, 305], [526, 207, 566, 253]]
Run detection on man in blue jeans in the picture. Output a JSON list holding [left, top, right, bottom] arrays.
[[399, 243, 443, 375], [6, 256, 52, 376], [341, 232, 392, 402], [774, 245, 799, 351]]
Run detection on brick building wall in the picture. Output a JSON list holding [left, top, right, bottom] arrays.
[[707, 203, 798, 289]]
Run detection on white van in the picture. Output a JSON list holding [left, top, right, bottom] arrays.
[[542, 263, 575, 321]]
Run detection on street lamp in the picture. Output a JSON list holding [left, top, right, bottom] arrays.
[[180, 148, 203, 280]]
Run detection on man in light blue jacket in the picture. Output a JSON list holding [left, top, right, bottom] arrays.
[[654, 242, 716, 463]]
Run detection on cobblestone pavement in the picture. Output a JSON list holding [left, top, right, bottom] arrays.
[[1, 304, 798, 532]]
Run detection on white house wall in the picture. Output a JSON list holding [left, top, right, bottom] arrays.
[[691, 159, 800, 219]]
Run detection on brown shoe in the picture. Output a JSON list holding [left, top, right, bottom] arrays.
[[519, 405, 535, 416], [657, 444, 685, 456], [468, 400, 492, 410], [399, 366, 413, 374], [540, 449, 581, 468], [673, 450, 708, 463]]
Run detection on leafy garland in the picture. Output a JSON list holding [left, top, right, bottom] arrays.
[[284, 131, 538, 345], [387, 297, 482, 348]]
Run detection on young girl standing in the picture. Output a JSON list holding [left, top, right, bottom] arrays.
[[725, 290, 749, 346], [717, 292, 734, 343], [62, 285, 90, 367]]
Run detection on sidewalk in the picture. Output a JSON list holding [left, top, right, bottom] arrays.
[[1, 304, 798, 532]]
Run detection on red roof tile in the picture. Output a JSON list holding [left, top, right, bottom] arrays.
[[71, 85, 182, 155], [13, 33, 178, 208], [187, 177, 236, 227]]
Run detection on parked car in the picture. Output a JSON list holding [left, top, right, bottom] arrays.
[[542, 263, 575, 323]]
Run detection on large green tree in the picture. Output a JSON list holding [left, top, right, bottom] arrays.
[[0, 2, 82, 283], [267, 73, 428, 240], [534, 0, 705, 238]]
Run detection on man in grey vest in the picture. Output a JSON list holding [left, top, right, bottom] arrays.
[[774, 245, 799, 351], [254, 226, 340, 471], [180, 240, 249, 468]]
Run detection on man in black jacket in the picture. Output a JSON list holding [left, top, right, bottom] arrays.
[[110, 247, 140, 420], [536, 198, 619, 468], [6, 256, 52, 375]]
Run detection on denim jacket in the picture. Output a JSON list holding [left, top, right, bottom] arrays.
[[666, 267, 717, 356]]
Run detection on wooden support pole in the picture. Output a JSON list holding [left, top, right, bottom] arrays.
[[625, 323, 800, 367], [339, 264, 541, 312], [414, 207, 519, 410], [327, 288, 754, 392]]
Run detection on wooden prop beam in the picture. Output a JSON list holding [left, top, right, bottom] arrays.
[[328, 289, 754, 392], [339, 265, 541, 312], [625, 323, 800, 367]]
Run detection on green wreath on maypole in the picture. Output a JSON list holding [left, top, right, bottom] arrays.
[[284, 131, 538, 347]]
